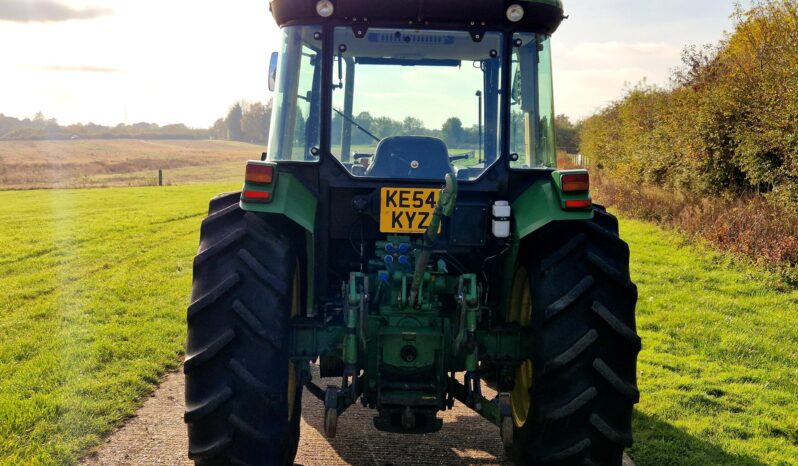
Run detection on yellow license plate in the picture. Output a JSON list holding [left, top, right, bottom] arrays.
[[380, 188, 439, 233]]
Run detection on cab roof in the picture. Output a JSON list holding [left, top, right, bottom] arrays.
[[269, 0, 565, 35]]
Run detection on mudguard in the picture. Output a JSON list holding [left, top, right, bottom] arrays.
[[512, 171, 593, 239], [239, 171, 317, 233]]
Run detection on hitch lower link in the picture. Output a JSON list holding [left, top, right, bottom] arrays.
[[318, 273, 368, 438], [451, 275, 514, 449]]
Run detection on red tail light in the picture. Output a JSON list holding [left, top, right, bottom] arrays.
[[245, 163, 274, 184], [561, 173, 589, 192], [242, 190, 271, 201], [565, 199, 592, 209]]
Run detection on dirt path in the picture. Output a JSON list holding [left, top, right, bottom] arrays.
[[81, 369, 635, 466]]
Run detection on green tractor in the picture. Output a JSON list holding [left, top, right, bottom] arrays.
[[184, 0, 639, 464]]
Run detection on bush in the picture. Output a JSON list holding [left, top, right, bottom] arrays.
[[580, 0, 798, 207], [593, 172, 798, 276]]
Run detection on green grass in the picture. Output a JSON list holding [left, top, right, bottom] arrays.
[[0, 184, 236, 465], [0, 187, 795, 465], [625, 219, 798, 466]]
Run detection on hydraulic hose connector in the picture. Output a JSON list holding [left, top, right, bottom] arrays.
[[409, 173, 458, 307]]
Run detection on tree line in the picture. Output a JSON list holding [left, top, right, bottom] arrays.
[[332, 112, 485, 148], [333, 111, 579, 150], [0, 112, 209, 141], [211, 101, 272, 144], [0, 101, 274, 142], [1, 99, 578, 152], [579, 0, 798, 207]]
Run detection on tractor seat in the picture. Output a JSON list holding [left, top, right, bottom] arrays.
[[365, 136, 453, 180]]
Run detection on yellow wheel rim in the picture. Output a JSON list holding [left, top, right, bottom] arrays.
[[508, 267, 533, 428], [287, 260, 301, 422]]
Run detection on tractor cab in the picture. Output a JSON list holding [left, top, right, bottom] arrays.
[[265, 3, 559, 180]]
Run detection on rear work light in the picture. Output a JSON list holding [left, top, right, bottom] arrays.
[[561, 173, 590, 192], [245, 163, 274, 185]]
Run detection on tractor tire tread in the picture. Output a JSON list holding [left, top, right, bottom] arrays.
[[194, 228, 246, 267], [237, 248, 287, 295], [581, 221, 627, 252], [229, 358, 268, 389], [230, 414, 270, 441], [202, 203, 242, 228], [183, 329, 235, 373], [590, 414, 633, 447], [243, 214, 291, 261], [187, 274, 240, 320], [545, 276, 595, 321], [540, 438, 592, 463], [543, 329, 598, 374], [592, 301, 642, 350], [188, 434, 232, 458], [232, 300, 278, 347], [184, 387, 233, 422], [208, 192, 241, 213], [541, 233, 587, 272], [586, 252, 636, 293], [544, 387, 598, 421], [512, 207, 639, 466], [591, 207, 619, 235], [185, 201, 302, 466], [593, 359, 640, 403]]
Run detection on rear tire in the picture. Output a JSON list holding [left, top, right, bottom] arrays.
[[185, 192, 303, 466], [509, 208, 640, 465]]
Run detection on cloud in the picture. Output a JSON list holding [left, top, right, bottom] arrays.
[[559, 41, 682, 70], [20, 64, 124, 73], [0, 0, 113, 23], [553, 41, 683, 119]]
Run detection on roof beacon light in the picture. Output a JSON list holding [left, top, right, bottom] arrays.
[[316, 0, 334, 18], [506, 4, 525, 22]]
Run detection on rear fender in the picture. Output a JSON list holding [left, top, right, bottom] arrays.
[[240, 170, 317, 233], [499, 171, 593, 320], [512, 171, 593, 239]]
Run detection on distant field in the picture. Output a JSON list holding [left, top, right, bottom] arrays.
[[0, 139, 264, 189]]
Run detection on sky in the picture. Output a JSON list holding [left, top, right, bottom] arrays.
[[0, 0, 748, 128]]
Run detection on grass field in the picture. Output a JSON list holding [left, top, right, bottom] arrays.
[[625, 220, 798, 466], [0, 184, 237, 465], [0, 186, 796, 465], [0, 139, 264, 189]]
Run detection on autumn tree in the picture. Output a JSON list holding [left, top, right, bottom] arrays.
[[241, 101, 272, 144], [225, 103, 243, 141], [441, 117, 464, 146]]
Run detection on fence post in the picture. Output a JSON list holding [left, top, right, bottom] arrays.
[[158, 169, 163, 186]]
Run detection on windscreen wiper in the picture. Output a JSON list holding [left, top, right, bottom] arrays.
[[334, 108, 380, 143]]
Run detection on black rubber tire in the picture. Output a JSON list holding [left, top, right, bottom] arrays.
[[511, 208, 640, 466], [185, 192, 303, 466]]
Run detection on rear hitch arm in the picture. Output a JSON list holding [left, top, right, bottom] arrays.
[[409, 173, 458, 306]]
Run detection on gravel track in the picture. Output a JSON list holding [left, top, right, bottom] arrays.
[[81, 368, 635, 466]]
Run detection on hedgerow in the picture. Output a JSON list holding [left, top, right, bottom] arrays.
[[579, 0, 798, 273]]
